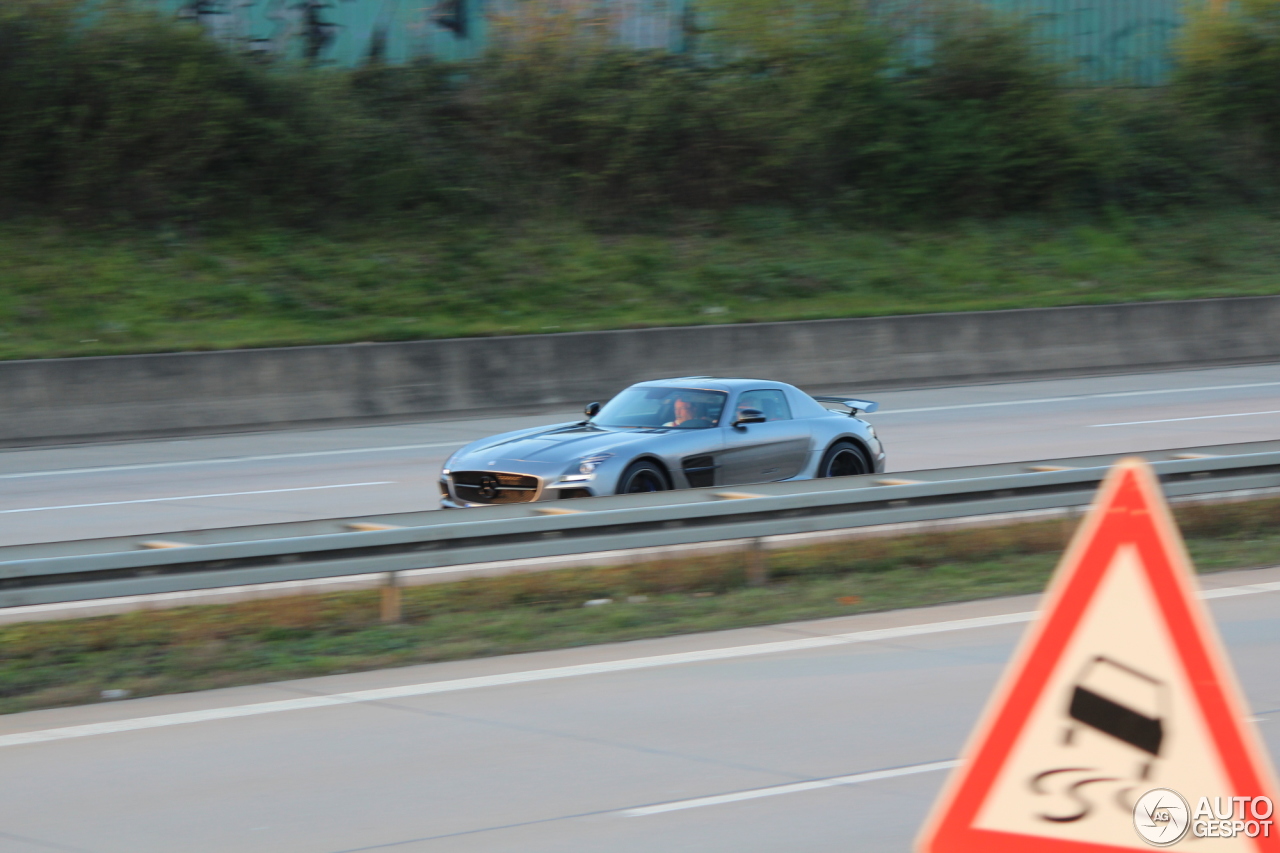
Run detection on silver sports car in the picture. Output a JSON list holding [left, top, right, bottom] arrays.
[[439, 377, 886, 508]]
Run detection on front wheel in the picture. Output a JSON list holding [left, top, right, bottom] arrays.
[[617, 460, 670, 494], [818, 441, 869, 478]]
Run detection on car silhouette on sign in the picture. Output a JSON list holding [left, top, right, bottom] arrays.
[[1063, 656, 1167, 780]]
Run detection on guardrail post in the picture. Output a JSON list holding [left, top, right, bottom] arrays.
[[746, 538, 767, 587], [380, 571, 402, 624], [1063, 506, 1082, 546]]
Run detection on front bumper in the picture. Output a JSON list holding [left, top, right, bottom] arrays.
[[439, 475, 595, 509]]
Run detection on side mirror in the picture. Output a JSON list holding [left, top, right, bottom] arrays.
[[733, 408, 766, 428], [583, 401, 601, 418]]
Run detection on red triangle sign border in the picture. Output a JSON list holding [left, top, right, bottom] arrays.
[[918, 458, 1280, 852]]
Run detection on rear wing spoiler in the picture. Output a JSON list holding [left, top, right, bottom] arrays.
[[813, 396, 879, 416]]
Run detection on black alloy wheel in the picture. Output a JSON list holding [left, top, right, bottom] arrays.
[[819, 441, 869, 478], [618, 460, 670, 494]]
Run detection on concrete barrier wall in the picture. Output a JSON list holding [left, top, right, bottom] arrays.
[[5, 296, 1280, 445]]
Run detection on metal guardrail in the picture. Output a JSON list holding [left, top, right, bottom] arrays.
[[3, 443, 1280, 609]]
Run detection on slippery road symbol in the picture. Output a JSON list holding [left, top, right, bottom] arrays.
[[1063, 656, 1168, 780], [1025, 656, 1172, 824]]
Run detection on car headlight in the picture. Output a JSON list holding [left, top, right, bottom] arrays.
[[574, 453, 614, 476], [866, 425, 877, 440]]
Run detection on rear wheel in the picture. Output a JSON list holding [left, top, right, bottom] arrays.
[[617, 460, 670, 494], [819, 441, 869, 478]]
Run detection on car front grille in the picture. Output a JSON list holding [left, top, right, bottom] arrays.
[[451, 471, 541, 504]]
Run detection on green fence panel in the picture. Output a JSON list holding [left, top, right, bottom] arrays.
[[156, 0, 488, 65], [149, 0, 1187, 84], [989, 0, 1183, 85]]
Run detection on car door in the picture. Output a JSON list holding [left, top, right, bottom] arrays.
[[718, 389, 812, 485], [669, 429, 725, 489]]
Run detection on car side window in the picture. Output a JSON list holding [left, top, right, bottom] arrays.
[[742, 389, 792, 421], [594, 387, 726, 429]]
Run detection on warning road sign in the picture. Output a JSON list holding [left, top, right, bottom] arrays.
[[917, 458, 1280, 851]]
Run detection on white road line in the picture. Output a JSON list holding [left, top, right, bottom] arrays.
[[0, 612, 1038, 749], [1090, 410, 1280, 428], [4, 580, 1280, 749], [0, 442, 465, 481], [875, 380, 1280, 416], [0, 482, 395, 515], [5, 377, 1280, 480], [620, 760, 960, 817], [3, 378, 1278, 479]]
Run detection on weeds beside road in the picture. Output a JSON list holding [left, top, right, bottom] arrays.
[[2, 497, 1277, 716], [4, 210, 1280, 360]]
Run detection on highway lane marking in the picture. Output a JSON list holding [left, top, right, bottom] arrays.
[[1090, 409, 1280, 428], [2, 580, 1279, 749], [0, 482, 395, 515], [0, 442, 465, 481], [620, 759, 961, 816], [876, 380, 1280, 416], [4, 378, 1279, 479]]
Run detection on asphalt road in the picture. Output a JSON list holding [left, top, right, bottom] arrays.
[[2, 363, 1280, 547], [1, 565, 1277, 853]]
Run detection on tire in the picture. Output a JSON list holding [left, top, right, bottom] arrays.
[[818, 441, 869, 478], [617, 460, 670, 494]]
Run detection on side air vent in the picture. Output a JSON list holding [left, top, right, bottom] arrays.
[[682, 455, 717, 489]]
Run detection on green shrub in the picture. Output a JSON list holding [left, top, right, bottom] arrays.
[[0, 0, 80, 215], [0, 1, 458, 221], [695, 0, 896, 205], [0, 0, 1276, 224], [1177, 0, 1280, 153], [463, 0, 1085, 216], [861, 7, 1077, 215], [0, 1, 285, 217], [463, 50, 732, 211], [1066, 90, 1220, 209], [1175, 0, 1280, 195], [462, 0, 1222, 218]]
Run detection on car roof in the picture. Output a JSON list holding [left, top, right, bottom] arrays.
[[631, 377, 792, 392]]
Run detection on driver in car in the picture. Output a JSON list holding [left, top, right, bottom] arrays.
[[664, 396, 712, 428]]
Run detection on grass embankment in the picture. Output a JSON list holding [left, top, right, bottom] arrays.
[[2, 498, 1278, 716], [3, 210, 1280, 361], [5, 1, 1280, 359]]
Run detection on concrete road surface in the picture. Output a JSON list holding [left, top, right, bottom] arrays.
[[2, 363, 1279, 546], [0, 564, 1276, 853]]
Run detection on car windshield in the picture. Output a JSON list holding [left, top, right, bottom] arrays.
[[592, 387, 727, 430]]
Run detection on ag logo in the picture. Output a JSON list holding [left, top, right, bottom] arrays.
[[477, 475, 499, 498], [1133, 788, 1190, 846]]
